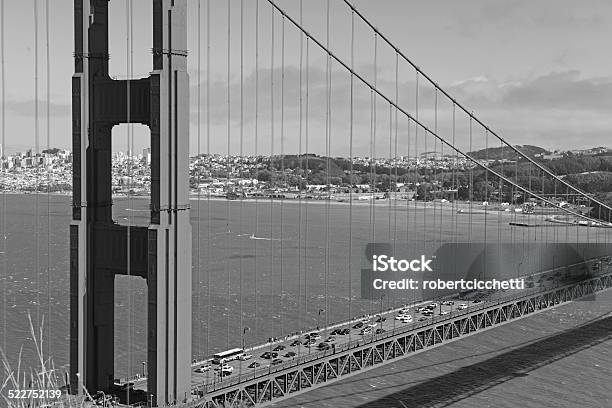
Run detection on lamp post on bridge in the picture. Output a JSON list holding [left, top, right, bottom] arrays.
[[242, 326, 251, 350], [317, 308, 325, 331]]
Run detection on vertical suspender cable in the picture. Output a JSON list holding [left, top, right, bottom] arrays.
[[125, 0, 134, 398], [1, 0, 6, 354], [452, 103, 457, 294], [269, 4, 275, 337], [392, 52, 399, 256], [205, 0, 211, 383], [483, 129, 488, 284], [196, 0, 202, 361], [406, 115, 411, 309], [304, 35, 309, 314], [45, 0, 51, 365], [239, 0, 244, 362], [432, 88, 437, 253], [437, 91, 443, 249], [369, 32, 377, 318], [279, 13, 285, 337], [34, 0, 41, 331], [324, 0, 330, 329], [297, 0, 303, 333], [254, 0, 259, 341], [226, 0, 231, 350], [348, 8, 354, 328], [468, 117, 473, 240]]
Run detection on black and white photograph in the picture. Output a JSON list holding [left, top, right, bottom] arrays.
[[0, 1, 611, 407]]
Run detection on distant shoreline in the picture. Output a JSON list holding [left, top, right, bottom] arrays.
[[1, 191, 527, 213]]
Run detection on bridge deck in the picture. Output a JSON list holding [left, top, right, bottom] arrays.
[[186, 270, 611, 407]]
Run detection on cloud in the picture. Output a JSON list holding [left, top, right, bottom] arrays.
[[448, 71, 612, 113], [187, 67, 612, 154], [443, 71, 612, 149], [447, 0, 608, 37]]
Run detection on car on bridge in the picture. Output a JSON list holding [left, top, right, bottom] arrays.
[[284, 351, 297, 358], [260, 352, 278, 359], [318, 343, 331, 350], [272, 345, 285, 352], [271, 359, 283, 366], [194, 363, 212, 373], [248, 362, 261, 369], [442, 301, 454, 306], [290, 340, 302, 347], [305, 332, 321, 340], [238, 353, 252, 361], [360, 327, 372, 335], [458, 303, 468, 310], [338, 328, 351, 335], [352, 322, 364, 329]]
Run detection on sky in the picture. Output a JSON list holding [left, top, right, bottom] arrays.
[[1, 0, 612, 157]]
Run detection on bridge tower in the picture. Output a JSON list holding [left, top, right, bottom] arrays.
[[70, 1, 191, 405]]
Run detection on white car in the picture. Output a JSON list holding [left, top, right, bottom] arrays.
[[194, 364, 212, 373], [215, 364, 233, 372], [440, 311, 450, 316], [395, 314, 411, 320], [238, 353, 252, 361], [367, 322, 378, 328], [457, 304, 468, 310], [400, 316, 413, 323]]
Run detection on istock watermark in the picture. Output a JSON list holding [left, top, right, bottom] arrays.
[[372, 254, 433, 272], [360, 242, 609, 300]]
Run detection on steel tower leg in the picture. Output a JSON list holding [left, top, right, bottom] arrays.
[[70, 1, 191, 406]]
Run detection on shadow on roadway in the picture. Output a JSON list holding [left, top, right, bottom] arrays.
[[356, 314, 611, 408]]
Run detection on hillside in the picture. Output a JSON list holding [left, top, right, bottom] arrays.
[[468, 145, 549, 160]]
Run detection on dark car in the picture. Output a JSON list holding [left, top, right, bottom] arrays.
[[352, 322, 364, 329], [375, 316, 386, 322], [339, 328, 351, 335], [290, 340, 301, 347], [284, 351, 297, 358], [260, 352, 278, 359], [271, 359, 283, 366], [248, 361, 261, 368], [418, 317, 428, 321], [375, 328, 386, 334], [272, 345, 286, 352], [473, 299, 482, 303], [330, 329, 340, 335], [318, 342, 331, 350]]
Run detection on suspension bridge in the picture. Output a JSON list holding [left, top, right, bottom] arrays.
[[1, 0, 611, 407]]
